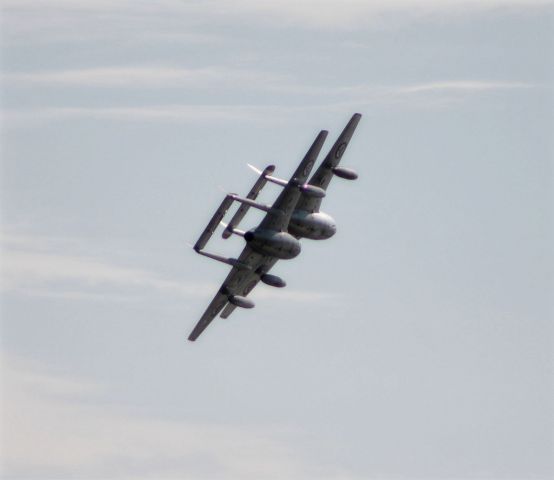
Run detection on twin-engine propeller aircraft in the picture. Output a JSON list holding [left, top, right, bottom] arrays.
[[188, 113, 361, 341]]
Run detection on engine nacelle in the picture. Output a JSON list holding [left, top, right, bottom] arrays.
[[260, 273, 286, 288], [256, 169, 326, 198], [288, 210, 336, 240], [299, 184, 326, 198], [228, 295, 255, 309], [244, 229, 301, 259], [332, 167, 358, 180]]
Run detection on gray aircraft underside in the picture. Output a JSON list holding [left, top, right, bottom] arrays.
[[188, 113, 362, 341]]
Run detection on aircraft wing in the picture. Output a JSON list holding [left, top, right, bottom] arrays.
[[296, 113, 361, 213], [219, 256, 279, 319], [188, 291, 229, 341], [258, 130, 328, 231], [188, 245, 267, 341]]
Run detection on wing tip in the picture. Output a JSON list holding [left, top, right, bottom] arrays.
[[351, 113, 362, 124]]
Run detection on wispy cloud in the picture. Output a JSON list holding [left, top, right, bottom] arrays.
[[0, 231, 213, 300], [219, 0, 554, 28], [3, 0, 552, 33], [0, 231, 337, 305], [5, 0, 551, 11], [333, 80, 534, 108], [1, 105, 298, 127], [3, 66, 289, 89], [2, 79, 533, 127], [1, 354, 338, 479], [393, 80, 533, 94], [1, 1, 218, 46], [4, 67, 531, 95], [2, 249, 209, 297], [281, 80, 533, 102]]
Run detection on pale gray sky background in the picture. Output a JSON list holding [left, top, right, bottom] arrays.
[[1, 1, 553, 479]]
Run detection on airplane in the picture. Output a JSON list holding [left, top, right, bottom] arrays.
[[188, 114, 361, 341], [217, 113, 361, 321]]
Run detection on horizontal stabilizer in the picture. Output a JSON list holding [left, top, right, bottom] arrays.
[[194, 194, 235, 251], [222, 165, 275, 239]]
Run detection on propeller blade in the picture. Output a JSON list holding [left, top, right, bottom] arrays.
[[247, 163, 263, 175]]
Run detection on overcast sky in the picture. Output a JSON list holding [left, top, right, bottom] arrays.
[[1, 1, 553, 479]]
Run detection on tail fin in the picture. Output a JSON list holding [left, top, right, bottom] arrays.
[[222, 164, 275, 239], [193, 194, 235, 251]]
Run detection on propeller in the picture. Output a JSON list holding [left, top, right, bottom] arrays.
[[247, 163, 263, 175]]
